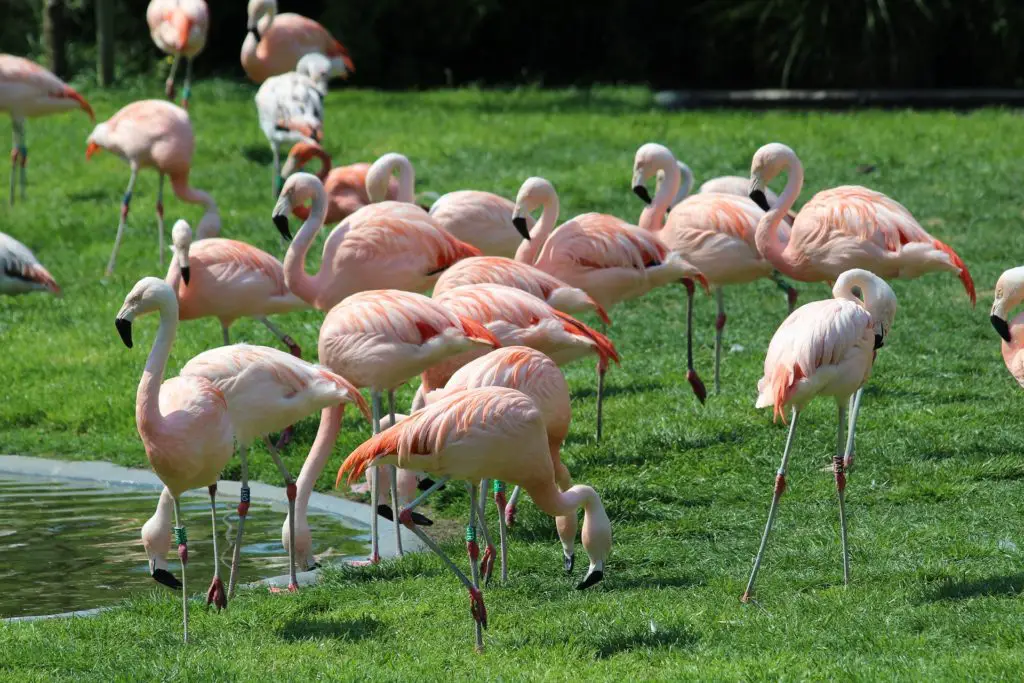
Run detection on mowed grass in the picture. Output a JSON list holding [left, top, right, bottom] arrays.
[[3, 83, 1024, 680]]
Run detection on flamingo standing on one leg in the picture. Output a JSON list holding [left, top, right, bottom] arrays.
[[424, 284, 619, 440], [271, 172, 482, 312], [0, 54, 94, 205], [339, 387, 613, 652], [429, 189, 535, 258], [280, 141, 399, 222], [86, 100, 219, 276], [988, 267, 1024, 386], [742, 269, 897, 603], [242, 0, 355, 84], [423, 346, 576, 584], [317, 288, 501, 564], [146, 0, 209, 110], [0, 232, 60, 296], [115, 277, 234, 642], [632, 143, 798, 395]]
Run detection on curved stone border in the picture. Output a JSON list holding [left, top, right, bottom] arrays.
[[0, 455, 423, 622]]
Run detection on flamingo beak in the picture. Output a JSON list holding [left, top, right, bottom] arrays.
[[175, 13, 194, 52], [874, 333, 884, 349], [115, 318, 133, 348], [180, 266, 191, 286], [991, 314, 1012, 343], [273, 215, 292, 241], [152, 568, 182, 589], [749, 189, 771, 212], [512, 216, 531, 241], [633, 184, 652, 204], [86, 141, 100, 160]]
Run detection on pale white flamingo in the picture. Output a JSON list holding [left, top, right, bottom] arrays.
[[146, 0, 209, 109]]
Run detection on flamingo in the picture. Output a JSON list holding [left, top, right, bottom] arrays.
[[511, 176, 709, 402], [146, 0, 209, 110], [166, 219, 307, 356], [115, 277, 234, 642], [317, 288, 501, 564], [423, 346, 576, 584], [254, 56, 327, 199], [280, 141, 399, 222], [633, 143, 798, 395], [271, 172, 482, 312], [989, 267, 1024, 386], [86, 100, 219, 276], [339, 386, 613, 652], [242, 0, 355, 85], [0, 54, 94, 205], [742, 269, 897, 603], [425, 283, 619, 440], [0, 231, 60, 296], [429, 190, 535, 258]]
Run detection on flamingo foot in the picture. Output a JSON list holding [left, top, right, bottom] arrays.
[[206, 576, 227, 610], [687, 369, 707, 404], [741, 591, 753, 604], [564, 551, 575, 574], [351, 553, 381, 567], [288, 582, 298, 592], [504, 503, 517, 529], [282, 336, 301, 358], [481, 545, 496, 584], [469, 587, 487, 629]]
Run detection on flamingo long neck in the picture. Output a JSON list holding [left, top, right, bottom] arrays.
[[673, 161, 694, 207], [639, 160, 681, 233], [137, 298, 179, 433], [312, 149, 332, 181], [283, 183, 328, 306], [170, 175, 219, 237], [294, 406, 343, 517], [394, 157, 415, 203], [515, 193, 560, 265], [257, 7, 275, 35], [754, 152, 804, 275]]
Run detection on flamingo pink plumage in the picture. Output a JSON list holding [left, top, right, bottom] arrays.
[[115, 277, 234, 642], [242, 0, 355, 84], [146, 0, 209, 109], [989, 267, 1024, 387], [272, 172, 481, 312], [429, 190, 535, 258], [86, 99, 219, 276], [338, 386, 612, 652], [0, 54, 94, 205], [317, 288, 501, 564], [0, 231, 60, 296], [742, 269, 897, 603], [281, 141, 399, 222]]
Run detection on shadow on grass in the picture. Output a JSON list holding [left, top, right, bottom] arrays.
[[608, 573, 703, 591], [571, 380, 664, 401], [242, 145, 273, 165], [278, 614, 382, 642], [930, 574, 1024, 601], [592, 624, 699, 658], [67, 190, 108, 202]]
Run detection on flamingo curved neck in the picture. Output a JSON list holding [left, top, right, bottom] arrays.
[[283, 184, 328, 306], [754, 152, 804, 275], [313, 149, 332, 181], [516, 194, 560, 265], [674, 162, 694, 206], [137, 297, 180, 432], [394, 158, 415, 203], [639, 159, 681, 232], [294, 406, 343, 516]]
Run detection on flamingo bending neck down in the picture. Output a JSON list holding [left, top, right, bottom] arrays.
[[742, 268, 897, 603], [338, 387, 612, 652]]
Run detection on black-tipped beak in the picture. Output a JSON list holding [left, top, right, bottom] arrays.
[[115, 317, 133, 349], [576, 568, 604, 590], [376, 504, 433, 526], [273, 214, 293, 241], [992, 314, 1012, 342], [749, 189, 771, 212], [180, 266, 190, 286], [152, 568, 182, 589], [563, 552, 575, 574], [248, 27, 261, 42], [874, 333, 884, 350], [633, 185, 652, 205], [512, 216, 531, 241]]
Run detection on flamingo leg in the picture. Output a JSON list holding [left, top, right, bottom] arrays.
[[367, 391, 382, 565], [156, 173, 165, 269], [844, 388, 864, 472], [396, 477, 486, 652], [477, 480, 499, 585], [742, 407, 800, 603], [8, 121, 18, 206], [14, 120, 26, 203], [505, 484, 522, 529], [683, 279, 707, 404], [182, 57, 193, 111], [596, 362, 606, 442], [171, 496, 189, 643], [206, 484, 227, 609], [165, 54, 181, 100], [466, 482, 485, 651], [771, 271, 799, 314], [264, 437, 299, 591], [388, 390, 403, 557], [835, 403, 851, 586], [257, 316, 301, 357], [105, 165, 139, 277], [221, 324, 231, 347], [227, 444, 251, 597], [714, 287, 726, 395], [493, 480, 509, 583], [271, 142, 281, 200]]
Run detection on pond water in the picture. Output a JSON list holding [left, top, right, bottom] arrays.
[[0, 474, 368, 618]]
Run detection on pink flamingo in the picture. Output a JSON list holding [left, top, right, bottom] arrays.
[[512, 176, 708, 401], [272, 172, 482, 312], [86, 99, 219, 276], [0, 54, 94, 205], [429, 189, 535, 258], [339, 386, 613, 652], [989, 267, 1024, 386], [115, 277, 234, 642], [317, 288, 501, 564], [423, 346, 576, 584], [633, 143, 798, 395], [146, 0, 209, 109], [0, 231, 60, 296], [742, 269, 897, 603], [242, 0, 355, 84], [166, 219, 306, 355], [425, 283, 619, 439], [280, 141, 399, 222]]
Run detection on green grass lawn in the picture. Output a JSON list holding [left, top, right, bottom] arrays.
[[3, 82, 1024, 680]]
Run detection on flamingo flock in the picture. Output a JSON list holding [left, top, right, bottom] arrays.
[[0, 16, 997, 654]]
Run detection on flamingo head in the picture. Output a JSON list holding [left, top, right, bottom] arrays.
[[365, 152, 410, 203], [115, 277, 178, 348], [170, 220, 193, 286], [85, 123, 110, 160], [833, 269, 898, 349], [990, 266, 1024, 343], [749, 142, 797, 211], [246, 0, 276, 39], [282, 141, 324, 178], [631, 142, 676, 205], [296, 53, 331, 95], [141, 495, 182, 589], [512, 176, 556, 239], [273, 172, 324, 239], [169, 9, 195, 53]]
